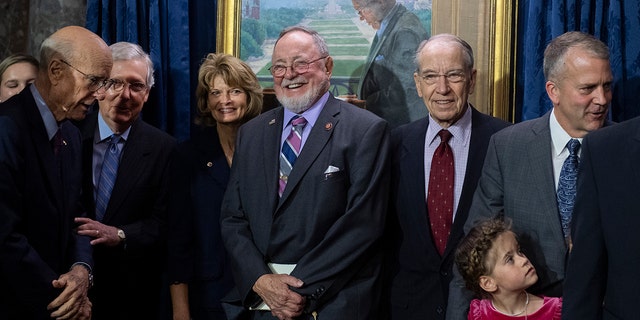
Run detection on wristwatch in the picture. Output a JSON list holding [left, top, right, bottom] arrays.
[[117, 229, 126, 242]]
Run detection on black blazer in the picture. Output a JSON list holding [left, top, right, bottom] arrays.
[[78, 111, 176, 319], [0, 87, 90, 318], [562, 116, 639, 319], [387, 107, 511, 319], [167, 125, 235, 318]]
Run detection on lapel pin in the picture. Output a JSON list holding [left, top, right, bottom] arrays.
[[62, 140, 67, 146], [269, 119, 276, 125], [206, 161, 213, 167], [325, 122, 333, 130]]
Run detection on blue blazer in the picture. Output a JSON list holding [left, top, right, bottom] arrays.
[[0, 86, 90, 318], [388, 107, 510, 320]]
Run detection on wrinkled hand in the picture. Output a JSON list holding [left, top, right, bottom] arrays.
[[48, 265, 90, 319], [75, 217, 121, 246], [253, 274, 305, 320]]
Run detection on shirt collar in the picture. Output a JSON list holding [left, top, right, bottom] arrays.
[[378, 3, 400, 37], [30, 85, 59, 140], [96, 112, 132, 143], [427, 104, 472, 147], [549, 109, 582, 157]]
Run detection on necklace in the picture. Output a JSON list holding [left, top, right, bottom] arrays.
[[492, 291, 529, 317]]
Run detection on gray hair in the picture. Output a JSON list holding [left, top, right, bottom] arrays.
[[414, 33, 474, 72], [543, 31, 609, 82], [275, 25, 329, 57], [109, 41, 155, 88]]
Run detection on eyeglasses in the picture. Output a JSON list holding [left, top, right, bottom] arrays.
[[109, 78, 148, 93], [60, 60, 112, 92], [419, 71, 467, 85], [210, 88, 245, 98], [268, 56, 328, 77]]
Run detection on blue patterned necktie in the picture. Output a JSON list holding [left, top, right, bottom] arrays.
[[279, 116, 307, 197], [557, 138, 580, 241], [96, 134, 122, 221]]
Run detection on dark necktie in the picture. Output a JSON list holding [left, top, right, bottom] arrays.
[[427, 130, 454, 256], [279, 116, 307, 197], [95, 135, 122, 221], [557, 138, 580, 241]]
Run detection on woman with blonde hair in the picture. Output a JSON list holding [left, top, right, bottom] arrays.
[[167, 53, 262, 320]]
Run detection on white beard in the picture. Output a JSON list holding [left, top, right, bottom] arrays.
[[277, 77, 329, 113]]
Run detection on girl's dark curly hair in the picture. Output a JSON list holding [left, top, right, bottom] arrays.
[[455, 214, 512, 298]]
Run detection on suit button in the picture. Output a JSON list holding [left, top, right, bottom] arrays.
[[437, 306, 444, 314], [441, 271, 448, 277]]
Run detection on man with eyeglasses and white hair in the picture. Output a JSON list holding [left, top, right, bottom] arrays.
[[386, 33, 510, 319], [220, 25, 390, 320], [73, 41, 176, 320], [0, 25, 112, 320]]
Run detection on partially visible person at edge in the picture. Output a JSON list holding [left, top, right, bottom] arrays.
[[0, 53, 39, 102], [447, 31, 614, 319], [74, 41, 177, 320], [385, 34, 510, 320], [346, 0, 428, 128], [220, 25, 390, 320], [167, 52, 263, 320], [0, 25, 113, 319]]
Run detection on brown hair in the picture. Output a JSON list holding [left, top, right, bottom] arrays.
[[194, 53, 263, 127], [455, 214, 512, 298]]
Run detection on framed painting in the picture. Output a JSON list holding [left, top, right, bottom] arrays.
[[217, 0, 515, 121]]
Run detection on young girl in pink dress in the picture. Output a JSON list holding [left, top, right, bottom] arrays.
[[455, 215, 562, 319]]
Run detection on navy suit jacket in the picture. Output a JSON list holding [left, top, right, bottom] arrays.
[[167, 125, 234, 318], [562, 117, 638, 319], [0, 87, 90, 318], [358, 3, 428, 128], [78, 112, 176, 318], [220, 95, 390, 319], [388, 107, 510, 320]]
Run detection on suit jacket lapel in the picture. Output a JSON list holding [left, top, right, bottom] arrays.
[[23, 93, 65, 212], [104, 119, 145, 221], [263, 109, 284, 210], [527, 113, 565, 241], [278, 99, 339, 204]]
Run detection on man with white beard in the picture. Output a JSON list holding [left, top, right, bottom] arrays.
[[220, 25, 391, 320]]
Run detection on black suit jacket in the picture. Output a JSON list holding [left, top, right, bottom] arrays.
[[562, 117, 638, 319], [220, 95, 390, 319], [167, 125, 235, 318], [78, 112, 176, 319], [387, 107, 510, 320], [0, 87, 90, 318]]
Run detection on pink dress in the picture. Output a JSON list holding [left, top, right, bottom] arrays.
[[468, 296, 562, 320]]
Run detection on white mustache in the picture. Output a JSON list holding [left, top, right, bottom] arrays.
[[280, 76, 308, 88]]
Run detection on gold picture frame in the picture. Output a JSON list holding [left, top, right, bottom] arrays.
[[216, 0, 515, 122]]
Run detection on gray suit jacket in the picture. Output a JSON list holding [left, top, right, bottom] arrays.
[[220, 95, 390, 319], [358, 3, 428, 128], [447, 111, 566, 319]]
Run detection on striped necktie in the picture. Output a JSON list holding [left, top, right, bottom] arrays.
[[95, 134, 122, 221], [279, 116, 307, 197]]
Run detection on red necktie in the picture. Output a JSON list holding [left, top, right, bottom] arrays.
[[427, 130, 454, 256]]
